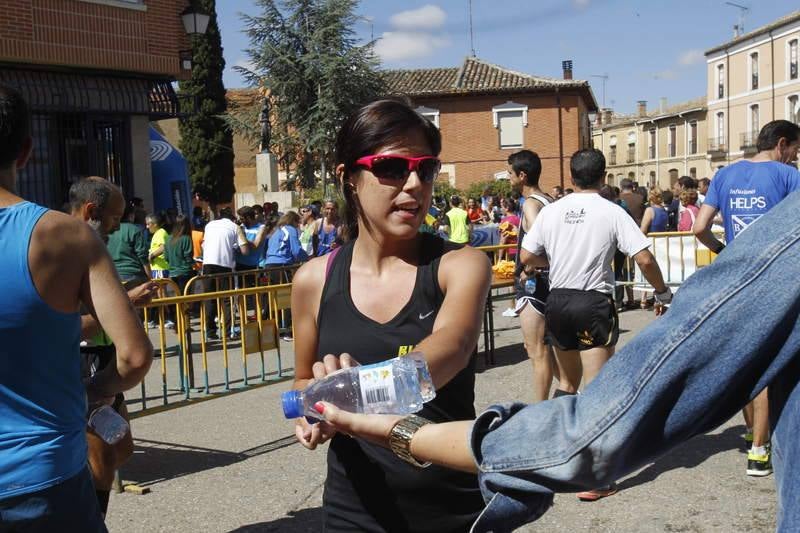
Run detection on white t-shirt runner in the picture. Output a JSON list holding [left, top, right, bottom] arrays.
[[521, 192, 650, 294], [201, 218, 241, 269]]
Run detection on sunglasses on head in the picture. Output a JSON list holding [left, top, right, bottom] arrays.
[[354, 154, 441, 183]]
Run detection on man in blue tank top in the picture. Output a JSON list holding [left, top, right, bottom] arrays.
[[0, 85, 153, 530], [694, 119, 800, 479]]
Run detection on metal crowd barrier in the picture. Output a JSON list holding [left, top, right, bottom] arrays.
[[129, 281, 295, 417]]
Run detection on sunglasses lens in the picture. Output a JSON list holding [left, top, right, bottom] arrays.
[[418, 159, 441, 182], [371, 157, 409, 181]]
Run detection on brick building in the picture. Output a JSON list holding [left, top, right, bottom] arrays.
[[0, 0, 191, 208], [385, 56, 598, 190]]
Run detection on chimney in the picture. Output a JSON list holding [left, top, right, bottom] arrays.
[[637, 100, 647, 117], [562, 60, 573, 80], [602, 108, 613, 125], [659, 97, 667, 113]]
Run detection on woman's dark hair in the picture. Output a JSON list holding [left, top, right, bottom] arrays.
[[334, 98, 442, 240], [278, 211, 301, 228], [170, 214, 191, 244]]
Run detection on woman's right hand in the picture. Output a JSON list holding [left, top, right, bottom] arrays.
[[294, 353, 360, 450]]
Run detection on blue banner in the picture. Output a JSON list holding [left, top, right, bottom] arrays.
[[150, 126, 191, 215]]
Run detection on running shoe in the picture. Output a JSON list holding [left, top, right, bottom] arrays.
[[164, 320, 176, 330], [147, 321, 157, 330], [746, 448, 772, 477], [577, 484, 618, 501], [501, 308, 519, 317]]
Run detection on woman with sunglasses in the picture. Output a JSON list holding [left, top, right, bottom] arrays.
[[290, 99, 491, 532]]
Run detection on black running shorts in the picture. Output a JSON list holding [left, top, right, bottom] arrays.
[[514, 270, 550, 315], [545, 288, 619, 351]]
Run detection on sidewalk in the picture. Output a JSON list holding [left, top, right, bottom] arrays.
[[106, 305, 776, 532]]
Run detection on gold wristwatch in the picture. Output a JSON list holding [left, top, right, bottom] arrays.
[[389, 415, 432, 468]]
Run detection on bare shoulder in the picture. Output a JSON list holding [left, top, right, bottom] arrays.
[[32, 211, 101, 262], [439, 244, 491, 282], [292, 255, 328, 298]]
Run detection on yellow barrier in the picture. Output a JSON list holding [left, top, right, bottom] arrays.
[[132, 283, 294, 416]]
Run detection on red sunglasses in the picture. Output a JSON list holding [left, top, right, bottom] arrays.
[[354, 154, 441, 183]]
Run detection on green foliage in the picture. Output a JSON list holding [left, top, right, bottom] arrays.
[[235, 0, 386, 191], [432, 179, 460, 203], [465, 179, 513, 201], [178, 0, 235, 207]]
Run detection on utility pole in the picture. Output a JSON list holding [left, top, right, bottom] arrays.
[[591, 73, 609, 108], [725, 1, 749, 36]]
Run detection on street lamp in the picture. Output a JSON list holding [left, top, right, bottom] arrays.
[[180, 5, 210, 71]]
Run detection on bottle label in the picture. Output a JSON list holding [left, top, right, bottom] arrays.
[[358, 360, 397, 413]]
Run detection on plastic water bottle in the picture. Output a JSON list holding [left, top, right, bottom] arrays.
[[282, 352, 436, 421], [87, 405, 130, 444]]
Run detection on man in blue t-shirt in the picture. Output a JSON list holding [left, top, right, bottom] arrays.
[[235, 205, 269, 271], [694, 119, 800, 479]]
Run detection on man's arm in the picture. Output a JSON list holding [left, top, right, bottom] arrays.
[[80, 235, 153, 398], [693, 204, 725, 253], [235, 224, 252, 255], [632, 249, 667, 294]]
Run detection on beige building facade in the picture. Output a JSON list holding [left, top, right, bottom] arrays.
[[705, 11, 800, 172], [592, 98, 710, 190]]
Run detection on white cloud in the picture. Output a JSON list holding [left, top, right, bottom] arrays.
[[389, 5, 446, 31], [573, 0, 590, 7], [678, 49, 704, 66], [375, 31, 450, 62], [652, 70, 678, 80]]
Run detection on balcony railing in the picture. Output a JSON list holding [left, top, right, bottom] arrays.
[[708, 137, 727, 158], [626, 148, 635, 163], [740, 131, 758, 153]]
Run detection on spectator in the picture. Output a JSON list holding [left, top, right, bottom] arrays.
[[498, 197, 519, 260], [619, 178, 645, 225], [234, 205, 269, 272], [480, 186, 492, 211], [201, 207, 251, 340], [191, 215, 205, 272], [106, 201, 151, 289], [191, 205, 206, 229], [667, 176, 697, 230], [640, 187, 669, 234], [264, 211, 308, 342], [677, 188, 699, 231], [466, 197, 484, 223], [698, 177, 710, 204], [312, 199, 342, 256], [564, 188, 574, 195], [165, 214, 195, 299], [483, 195, 502, 224], [298, 204, 319, 257], [0, 85, 152, 530], [551, 185, 565, 199], [146, 212, 169, 280], [445, 195, 471, 244]]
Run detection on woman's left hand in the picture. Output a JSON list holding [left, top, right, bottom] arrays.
[[313, 401, 402, 449]]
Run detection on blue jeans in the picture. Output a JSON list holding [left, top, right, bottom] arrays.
[[0, 467, 106, 532], [469, 190, 800, 533]]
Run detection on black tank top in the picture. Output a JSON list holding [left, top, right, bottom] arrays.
[[317, 233, 483, 533]]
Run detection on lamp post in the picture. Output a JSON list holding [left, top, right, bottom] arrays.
[[179, 4, 211, 71]]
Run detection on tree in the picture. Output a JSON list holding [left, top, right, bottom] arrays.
[[234, 0, 385, 193], [178, 0, 235, 210]]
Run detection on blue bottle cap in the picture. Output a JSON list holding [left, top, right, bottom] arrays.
[[281, 390, 303, 419]]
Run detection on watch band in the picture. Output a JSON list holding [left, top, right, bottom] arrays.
[[389, 415, 432, 468]]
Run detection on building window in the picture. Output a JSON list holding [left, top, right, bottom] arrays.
[[607, 173, 615, 185], [668, 124, 677, 157], [609, 135, 617, 165], [788, 95, 800, 124], [648, 128, 656, 159], [717, 63, 725, 99], [689, 120, 698, 154], [716, 111, 725, 145], [649, 170, 656, 186], [750, 104, 760, 134], [414, 105, 440, 128], [750, 52, 759, 90], [492, 101, 528, 149], [790, 40, 798, 80]]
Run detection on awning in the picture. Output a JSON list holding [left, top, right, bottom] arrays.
[[0, 66, 181, 118]]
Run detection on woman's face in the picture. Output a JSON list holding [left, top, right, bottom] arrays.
[[348, 129, 434, 241], [468, 199, 476, 209]]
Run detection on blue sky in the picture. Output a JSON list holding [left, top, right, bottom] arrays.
[[216, 0, 800, 114]]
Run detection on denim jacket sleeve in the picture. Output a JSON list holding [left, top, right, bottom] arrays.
[[469, 190, 800, 533]]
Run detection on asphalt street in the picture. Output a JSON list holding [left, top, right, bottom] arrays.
[[106, 303, 776, 532]]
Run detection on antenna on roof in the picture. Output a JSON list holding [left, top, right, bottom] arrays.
[[468, 0, 476, 57], [725, 1, 750, 37], [590, 73, 609, 108]]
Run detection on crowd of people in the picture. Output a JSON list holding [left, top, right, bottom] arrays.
[[2, 82, 800, 533]]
